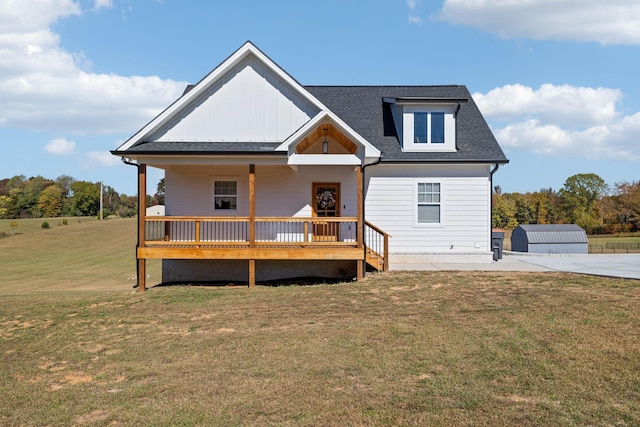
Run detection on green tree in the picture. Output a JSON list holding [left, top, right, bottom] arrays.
[[37, 185, 65, 217], [4, 175, 26, 193], [154, 177, 165, 205], [71, 181, 100, 216], [23, 176, 54, 217], [538, 188, 564, 224], [558, 173, 608, 233], [514, 194, 536, 225], [116, 194, 137, 217], [492, 193, 517, 229], [606, 181, 640, 232], [0, 195, 10, 218], [55, 175, 75, 197], [55, 175, 76, 215]]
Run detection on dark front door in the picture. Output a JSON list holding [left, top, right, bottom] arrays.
[[312, 183, 340, 241]]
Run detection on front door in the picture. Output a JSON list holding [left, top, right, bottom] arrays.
[[312, 183, 340, 241]]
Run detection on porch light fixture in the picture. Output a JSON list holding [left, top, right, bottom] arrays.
[[322, 126, 329, 154]]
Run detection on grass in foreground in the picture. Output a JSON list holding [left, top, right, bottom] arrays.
[[1, 272, 638, 426]]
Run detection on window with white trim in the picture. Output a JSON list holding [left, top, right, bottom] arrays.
[[413, 112, 445, 144], [417, 182, 441, 224], [402, 105, 456, 152], [213, 180, 237, 210]]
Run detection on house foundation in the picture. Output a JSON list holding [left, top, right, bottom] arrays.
[[162, 259, 358, 284]]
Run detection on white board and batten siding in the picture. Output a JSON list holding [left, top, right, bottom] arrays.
[[365, 164, 493, 264], [165, 165, 359, 218], [149, 56, 319, 143]]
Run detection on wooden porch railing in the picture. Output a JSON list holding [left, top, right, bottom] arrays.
[[143, 216, 389, 271], [144, 216, 359, 246]]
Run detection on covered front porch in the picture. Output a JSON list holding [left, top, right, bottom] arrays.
[[134, 164, 389, 291]]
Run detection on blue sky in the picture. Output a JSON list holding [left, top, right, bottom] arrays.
[[1, 0, 639, 195]]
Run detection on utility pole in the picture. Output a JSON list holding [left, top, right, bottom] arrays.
[[100, 181, 103, 220]]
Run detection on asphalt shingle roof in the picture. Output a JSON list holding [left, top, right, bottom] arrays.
[[123, 85, 507, 164], [123, 141, 284, 154], [305, 85, 507, 163]]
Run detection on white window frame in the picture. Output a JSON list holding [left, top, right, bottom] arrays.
[[212, 178, 239, 212], [414, 180, 443, 227], [402, 105, 456, 152]]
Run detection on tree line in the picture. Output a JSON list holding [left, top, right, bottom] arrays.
[[2, 173, 638, 235], [0, 175, 164, 219], [493, 173, 640, 234]]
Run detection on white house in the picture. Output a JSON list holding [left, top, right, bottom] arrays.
[[112, 41, 508, 290]]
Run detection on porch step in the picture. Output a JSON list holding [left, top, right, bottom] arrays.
[[366, 248, 385, 272]]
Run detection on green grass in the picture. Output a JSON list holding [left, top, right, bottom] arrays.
[[589, 234, 640, 254], [0, 218, 639, 425], [0, 216, 96, 234], [0, 217, 160, 293]]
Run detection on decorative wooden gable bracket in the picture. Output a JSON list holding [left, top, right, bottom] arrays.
[[295, 123, 358, 155]]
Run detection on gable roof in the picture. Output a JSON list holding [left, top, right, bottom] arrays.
[[514, 224, 588, 244], [113, 42, 506, 165], [114, 41, 379, 160]]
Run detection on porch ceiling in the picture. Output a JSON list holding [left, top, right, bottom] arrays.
[[295, 123, 358, 154]]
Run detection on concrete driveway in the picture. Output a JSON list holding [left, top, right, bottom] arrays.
[[508, 253, 640, 280], [391, 253, 640, 280]]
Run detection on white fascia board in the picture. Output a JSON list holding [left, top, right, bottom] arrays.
[[116, 41, 324, 152], [276, 112, 381, 160], [287, 154, 361, 166], [276, 113, 326, 152]]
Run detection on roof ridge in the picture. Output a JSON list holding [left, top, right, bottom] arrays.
[[304, 84, 465, 88]]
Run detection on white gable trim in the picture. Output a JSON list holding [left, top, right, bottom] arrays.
[[276, 112, 380, 161], [116, 41, 345, 152]]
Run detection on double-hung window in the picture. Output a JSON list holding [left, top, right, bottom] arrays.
[[417, 182, 441, 224], [213, 180, 237, 210]]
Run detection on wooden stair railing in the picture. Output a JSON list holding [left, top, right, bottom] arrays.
[[364, 221, 390, 272]]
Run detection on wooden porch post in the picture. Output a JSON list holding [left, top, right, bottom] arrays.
[[248, 164, 256, 287], [356, 165, 364, 280], [137, 164, 147, 292]]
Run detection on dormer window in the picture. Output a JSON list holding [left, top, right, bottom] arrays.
[[402, 106, 456, 152], [413, 112, 445, 144], [430, 112, 445, 143], [385, 97, 465, 153], [414, 112, 428, 143]]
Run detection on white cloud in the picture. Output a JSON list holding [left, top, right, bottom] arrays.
[[0, 0, 187, 135], [94, 0, 113, 10], [473, 84, 622, 127], [437, 0, 640, 45], [407, 0, 423, 25], [45, 137, 76, 155], [474, 83, 640, 160], [86, 150, 120, 167], [0, 0, 80, 33]]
